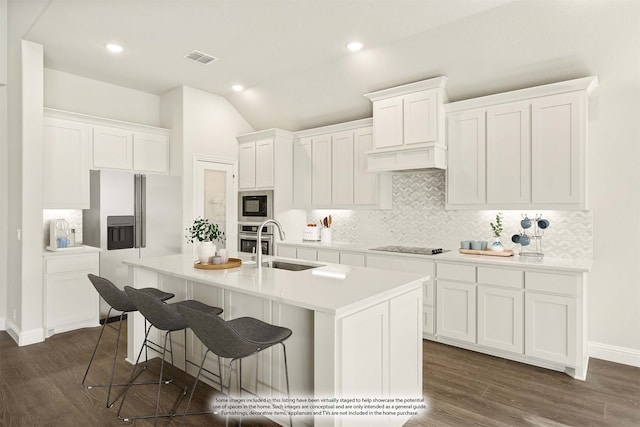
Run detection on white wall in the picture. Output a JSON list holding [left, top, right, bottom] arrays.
[[160, 86, 254, 254], [44, 68, 161, 126]]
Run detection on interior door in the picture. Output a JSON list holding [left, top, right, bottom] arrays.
[[194, 160, 237, 255]]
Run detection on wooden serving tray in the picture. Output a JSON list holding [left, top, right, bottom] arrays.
[[194, 258, 242, 269], [459, 249, 514, 257]]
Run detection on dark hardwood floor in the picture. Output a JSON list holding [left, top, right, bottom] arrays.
[[1, 322, 639, 426]]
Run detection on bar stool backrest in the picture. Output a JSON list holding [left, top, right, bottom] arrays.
[[177, 304, 258, 359], [124, 286, 186, 332], [88, 274, 137, 313]]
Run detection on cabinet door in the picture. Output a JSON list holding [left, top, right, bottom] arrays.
[[486, 102, 531, 204], [354, 127, 378, 205], [255, 138, 274, 188], [46, 271, 99, 329], [92, 126, 133, 170], [317, 249, 340, 264], [446, 109, 486, 205], [525, 292, 576, 365], [372, 97, 403, 149], [436, 280, 476, 343], [403, 89, 438, 145], [292, 138, 312, 206], [477, 286, 523, 354], [277, 245, 297, 259], [43, 117, 90, 209], [238, 141, 256, 189], [531, 92, 584, 206], [133, 132, 168, 173], [311, 135, 332, 205], [296, 248, 317, 261], [331, 131, 354, 205]]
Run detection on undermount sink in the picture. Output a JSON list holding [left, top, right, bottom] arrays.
[[262, 260, 323, 271]]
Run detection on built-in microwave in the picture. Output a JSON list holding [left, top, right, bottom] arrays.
[[239, 190, 273, 222]]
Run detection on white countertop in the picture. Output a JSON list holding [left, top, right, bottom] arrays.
[[43, 245, 101, 256], [123, 253, 427, 316], [277, 240, 592, 273]]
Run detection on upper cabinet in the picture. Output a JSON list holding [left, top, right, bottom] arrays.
[[44, 108, 171, 175], [445, 76, 597, 210], [364, 77, 448, 172], [237, 129, 293, 192], [291, 119, 391, 209], [43, 116, 90, 209]]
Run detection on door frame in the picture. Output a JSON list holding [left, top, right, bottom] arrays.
[[191, 155, 238, 255]]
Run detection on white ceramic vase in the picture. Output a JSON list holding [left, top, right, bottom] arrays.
[[489, 237, 504, 252], [197, 241, 217, 264]]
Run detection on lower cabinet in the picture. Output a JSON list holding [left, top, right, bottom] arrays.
[[43, 252, 100, 337], [477, 285, 523, 353], [436, 280, 476, 343], [525, 292, 576, 365]]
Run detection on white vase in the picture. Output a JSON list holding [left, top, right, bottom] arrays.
[[197, 241, 217, 264], [489, 237, 504, 252]]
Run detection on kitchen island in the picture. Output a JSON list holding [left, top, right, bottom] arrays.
[[124, 253, 427, 427]]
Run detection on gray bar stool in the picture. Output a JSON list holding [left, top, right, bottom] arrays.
[[117, 285, 223, 426], [177, 303, 293, 427], [82, 274, 175, 408]]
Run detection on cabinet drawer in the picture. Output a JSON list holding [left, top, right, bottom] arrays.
[[477, 267, 523, 289], [340, 252, 365, 267], [277, 246, 297, 259], [45, 254, 98, 274], [423, 306, 435, 336], [317, 249, 340, 264], [525, 271, 580, 296], [437, 262, 475, 283]]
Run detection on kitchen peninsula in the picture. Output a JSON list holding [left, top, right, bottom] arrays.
[[124, 254, 427, 427]]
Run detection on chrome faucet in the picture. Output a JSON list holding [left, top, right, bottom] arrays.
[[257, 219, 286, 268]]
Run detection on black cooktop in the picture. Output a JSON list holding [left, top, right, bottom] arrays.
[[369, 246, 448, 255]]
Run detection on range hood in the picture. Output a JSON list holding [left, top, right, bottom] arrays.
[[364, 76, 448, 172]]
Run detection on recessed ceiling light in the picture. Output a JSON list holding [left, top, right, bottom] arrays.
[[232, 84, 244, 92], [105, 43, 124, 54], [346, 41, 363, 52]]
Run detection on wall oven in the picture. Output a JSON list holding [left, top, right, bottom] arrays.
[[239, 190, 273, 223], [238, 223, 273, 255]]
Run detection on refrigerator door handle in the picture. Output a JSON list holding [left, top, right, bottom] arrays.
[[140, 174, 146, 248], [134, 174, 142, 248]]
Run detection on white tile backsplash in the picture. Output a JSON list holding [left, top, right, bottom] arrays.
[[309, 170, 593, 259]]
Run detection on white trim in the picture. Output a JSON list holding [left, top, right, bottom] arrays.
[[0, 317, 5, 330], [364, 76, 448, 101], [236, 128, 293, 143], [44, 107, 170, 135], [589, 341, 640, 368], [445, 76, 598, 113], [4, 319, 45, 346], [292, 118, 373, 139]]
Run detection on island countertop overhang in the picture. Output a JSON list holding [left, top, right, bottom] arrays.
[[123, 254, 427, 316]]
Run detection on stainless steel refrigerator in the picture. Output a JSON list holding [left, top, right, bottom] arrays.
[[83, 170, 182, 319]]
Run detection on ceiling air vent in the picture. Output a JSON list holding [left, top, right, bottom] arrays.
[[184, 50, 218, 65]]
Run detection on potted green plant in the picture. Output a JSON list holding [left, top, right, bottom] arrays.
[[489, 213, 504, 252], [186, 217, 225, 263]]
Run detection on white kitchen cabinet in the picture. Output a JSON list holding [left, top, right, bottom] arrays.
[[296, 247, 317, 262], [92, 125, 133, 170], [364, 77, 448, 172], [331, 131, 354, 205], [316, 249, 340, 264], [43, 117, 90, 209], [436, 280, 476, 343], [445, 76, 596, 210], [353, 127, 378, 205], [531, 92, 585, 206], [238, 138, 274, 190], [311, 134, 332, 205], [238, 141, 256, 189], [477, 286, 523, 354], [525, 292, 576, 365], [132, 131, 169, 173], [446, 109, 486, 206], [486, 101, 531, 205], [292, 138, 312, 206], [276, 245, 297, 259], [339, 251, 365, 267], [43, 252, 100, 337]]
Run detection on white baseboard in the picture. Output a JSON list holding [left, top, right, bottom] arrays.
[[4, 319, 44, 346], [589, 341, 640, 368]]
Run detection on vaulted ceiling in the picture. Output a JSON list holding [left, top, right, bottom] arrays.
[[28, 0, 592, 133]]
